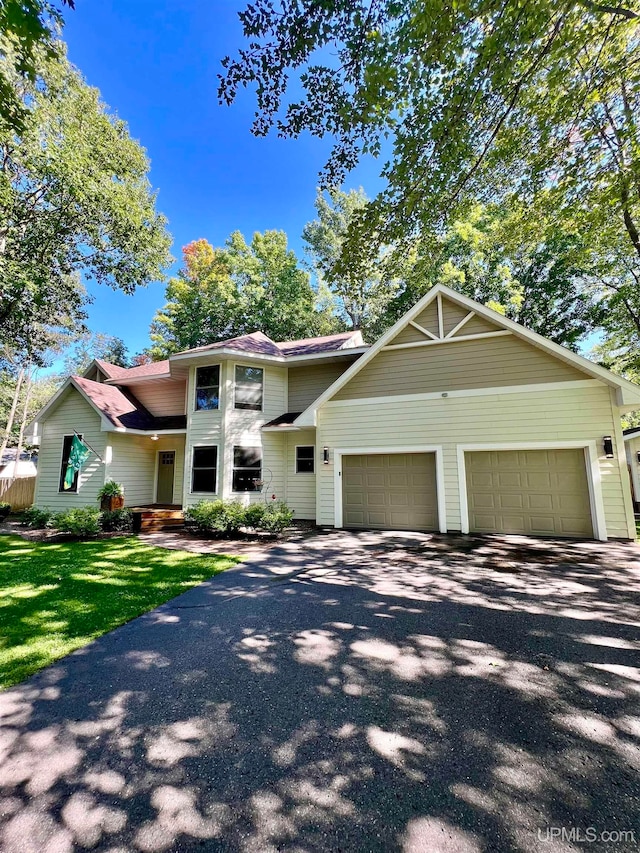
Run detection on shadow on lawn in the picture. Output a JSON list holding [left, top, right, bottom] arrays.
[[0, 531, 639, 852], [0, 537, 235, 688]]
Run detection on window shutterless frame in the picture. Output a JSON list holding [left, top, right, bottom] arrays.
[[190, 445, 219, 494], [295, 445, 315, 473], [232, 445, 262, 492], [58, 433, 82, 493], [194, 365, 221, 411], [233, 364, 264, 411]]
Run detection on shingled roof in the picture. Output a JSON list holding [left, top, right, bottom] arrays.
[[172, 330, 365, 359], [72, 377, 186, 432]]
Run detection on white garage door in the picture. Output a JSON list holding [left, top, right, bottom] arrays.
[[342, 453, 439, 531], [465, 449, 593, 538]]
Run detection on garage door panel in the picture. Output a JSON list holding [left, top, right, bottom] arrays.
[[342, 453, 438, 531], [466, 449, 592, 538]]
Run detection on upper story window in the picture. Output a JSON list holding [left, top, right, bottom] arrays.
[[234, 365, 263, 411], [195, 365, 220, 411]]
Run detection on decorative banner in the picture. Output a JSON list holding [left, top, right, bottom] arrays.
[[64, 434, 92, 490]]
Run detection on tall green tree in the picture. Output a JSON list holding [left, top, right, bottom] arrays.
[[0, 0, 74, 134], [390, 205, 604, 350], [63, 332, 130, 375], [219, 0, 640, 273], [303, 188, 396, 335], [149, 231, 337, 359], [0, 45, 172, 364], [149, 239, 241, 359]]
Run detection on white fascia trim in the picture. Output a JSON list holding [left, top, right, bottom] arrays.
[[456, 441, 607, 541], [168, 345, 370, 367], [323, 379, 602, 410], [295, 282, 640, 426], [333, 445, 447, 534], [623, 431, 640, 442], [262, 426, 303, 433]]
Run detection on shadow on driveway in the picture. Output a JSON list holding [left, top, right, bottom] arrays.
[[1, 530, 639, 852]]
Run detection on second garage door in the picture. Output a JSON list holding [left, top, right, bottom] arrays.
[[342, 453, 438, 531], [465, 448, 593, 538]]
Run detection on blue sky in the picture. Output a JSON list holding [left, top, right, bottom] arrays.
[[62, 0, 383, 359]]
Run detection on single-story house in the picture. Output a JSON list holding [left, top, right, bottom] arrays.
[[27, 284, 640, 540]]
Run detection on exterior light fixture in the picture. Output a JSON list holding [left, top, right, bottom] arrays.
[[603, 436, 614, 458], [323, 446, 330, 464], [636, 451, 640, 464], [150, 433, 159, 441]]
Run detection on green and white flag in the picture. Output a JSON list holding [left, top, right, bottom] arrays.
[[63, 434, 92, 490]]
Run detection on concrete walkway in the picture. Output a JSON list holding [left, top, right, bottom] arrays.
[[1, 530, 639, 852]]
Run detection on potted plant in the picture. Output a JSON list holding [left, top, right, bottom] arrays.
[[97, 480, 125, 512]]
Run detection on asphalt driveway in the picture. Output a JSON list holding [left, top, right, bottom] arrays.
[[1, 530, 640, 853]]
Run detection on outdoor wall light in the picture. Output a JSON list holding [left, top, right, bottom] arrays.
[[603, 436, 614, 458], [636, 451, 640, 464], [150, 433, 159, 441], [323, 446, 330, 465]]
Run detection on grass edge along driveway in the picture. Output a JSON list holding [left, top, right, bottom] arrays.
[[0, 534, 238, 689]]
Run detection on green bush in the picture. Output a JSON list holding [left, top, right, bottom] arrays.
[[260, 501, 294, 534], [100, 508, 133, 532], [243, 502, 266, 529], [0, 502, 11, 520], [21, 506, 54, 529], [184, 499, 246, 537], [54, 507, 101, 538], [185, 499, 294, 538]]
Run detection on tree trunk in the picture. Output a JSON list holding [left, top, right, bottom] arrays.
[[11, 368, 33, 482], [0, 366, 25, 463]]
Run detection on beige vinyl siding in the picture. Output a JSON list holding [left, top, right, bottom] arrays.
[[317, 383, 634, 538], [34, 389, 106, 510], [285, 429, 316, 519], [184, 361, 287, 507], [225, 363, 287, 504], [106, 433, 156, 506], [333, 334, 586, 400], [124, 378, 186, 417], [184, 362, 224, 506], [106, 433, 186, 506], [287, 361, 357, 411]]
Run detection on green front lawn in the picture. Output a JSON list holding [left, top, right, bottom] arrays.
[[0, 535, 237, 689]]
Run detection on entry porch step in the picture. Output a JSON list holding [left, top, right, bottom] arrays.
[[130, 505, 184, 533]]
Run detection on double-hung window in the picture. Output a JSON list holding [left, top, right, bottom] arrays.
[[234, 366, 263, 411], [195, 366, 220, 411], [232, 446, 262, 491], [191, 446, 218, 493], [296, 446, 315, 473]]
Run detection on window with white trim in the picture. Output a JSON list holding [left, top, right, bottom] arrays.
[[59, 434, 80, 493], [195, 366, 220, 411], [296, 445, 315, 473], [234, 365, 263, 411], [191, 446, 218, 492], [232, 446, 262, 491]]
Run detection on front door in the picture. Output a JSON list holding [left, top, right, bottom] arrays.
[[156, 451, 175, 504]]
